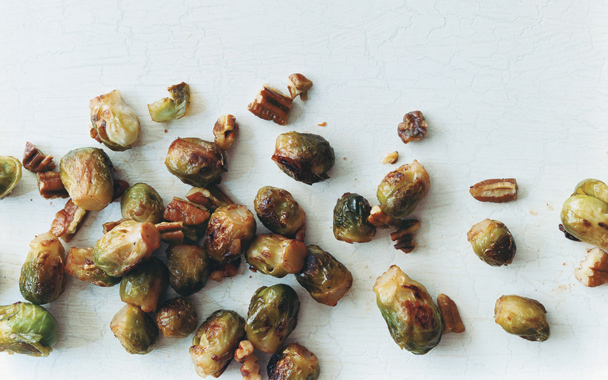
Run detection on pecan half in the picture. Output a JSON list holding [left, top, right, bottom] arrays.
[[575, 247, 608, 287], [186, 186, 234, 212], [155, 221, 185, 245], [213, 114, 239, 151], [469, 178, 518, 203], [398, 111, 428, 144], [390, 219, 420, 253], [112, 179, 130, 201], [437, 294, 465, 333], [23, 142, 56, 173], [234, 340, 262, 380], [37, 171, 69, 199], [50, 199, 88, 242], [382, 151, 399, 164], [247, 85, 293, 125], [287, 73, 313, 100], [559, 224, 581, 242], [209, 257, 241, 282], [163, 197, 210, 225]]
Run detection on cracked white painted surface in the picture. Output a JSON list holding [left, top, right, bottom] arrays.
[[1, 1, 607, 379]]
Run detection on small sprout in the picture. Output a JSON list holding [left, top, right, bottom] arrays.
[[156, 297, 198, 338], [148, 82, 190, 122], [89, 90, 141, 151], [467, 219, 516, 266], [156, 221, 185, 245], [121, 183, 164, 224], [19, 233, 66, 305], [248, 85, 293, 125], [0, 156, 22, 199], [398, 111, 428, 144], [49, 199, 88, 242], [23, 142, 56, 173], [0, 302, 59, 357], [234, 340, 262, 380], [213, 114, 239, 150], [390, 219, 420, 253], [287, 73, 313, 100], [377, 160, 430, 219], [166, 244, 210, 296], [204, 204, 256, 264], [267, 343, 320, 380], [494, 295, 550, 342], [36, 171, 69, 199], [254, 186, 306, 239], [574, 247, 608, 287], [469, 178, 518, 203], [561, 179, 608, 249], [64, 247, 120, 287], [245, 234, 307, 278], [110, 304, 159, 354], [163, 197, 210, 242], [120, 257, 169, 312], [333, 192, 376, 243], [186, 185, 234, 212], [165, 137, 227, 188], [382, 151, 399, 164], [272, 131, 335, 185], [437, 294, 465, 334]]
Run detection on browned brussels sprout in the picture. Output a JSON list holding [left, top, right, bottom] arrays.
[[296, 245, 353, 306], [165, 137, 227, 188], [64, 247, 120, 287], [0, 156, 22, 199], [121, 183, 164, 224], [467, 219, 516, 266], [245, 234, 307, 278], [204, 205, 256, 264], [148, 82, 190, 122], [166, 244, 210, 296], [120, 257, 169, 312], [110, 304, 159, 354], [89, 90, 141, 151], [19, 233, 66, 305], [0, 302, 59, 357], [494, 295, 550, 342], [377, 160, 430, 219], [561, 179, 608, 249], [254, 186, 306, 239], [267, 342, 320, 380], [156, 297, 197, 338], [333, 192, 376, 243]]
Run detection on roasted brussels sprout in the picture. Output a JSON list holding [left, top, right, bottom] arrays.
[[121, 183, 164, 224], [254, 186, 306, 239], [59, 147, 114, 211], [148, 82, 190, 122], [19, 233, 66, 305], [245, 284, 300, 353], [494, 295, 550, 342], [65, 247, 120, 287], [0, 302, 59, 357], [94, 220, 161, 277], [110, 304, 159, 354], [120, 257, 168, 312], [574, 178, 608, 201], [373, 265, 442, 355], [377, 160, 430, 219], [245, 234, 307, 278], [165, 138, 227, 188], [89, 90, 141, 151], [333, 192, 376, 243], [271, 131, 335, 185], [156, 297, 197, 338], [204, 205, 256, 264], [0, 156, 22, 199], [267, 342, 320, 380], [296, 245, 353, 306], [166, 244, 210, 296], [561, 179, 608, 249], [467, 219, 516, 266], [190, 310, 245, 378]]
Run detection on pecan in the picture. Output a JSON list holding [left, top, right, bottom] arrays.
[[209, 257, 241, 282], [155, 221, 185, 245], [213, 114, 239, 151], [23, 142, 56, 173], [50, 199, 88, 242], [390, 219, 420, 253], [234, 340, 262, 380], [575, 247, 608, 287], [368, 205, 400, 229], [382, 151, 399, 164], [186, 186, 234, 212], [247, 85, 293, 125], [469, 178, 518, 203], [559, 224, 581, 242], [164, 197, 210, 225], [398, 111, 428, 144], [112, 179, 130, 201], [437, 294, 465, 333], [37, 171, 69, 199], [287, 73, 313, 100], [102, 220, 124, 234]]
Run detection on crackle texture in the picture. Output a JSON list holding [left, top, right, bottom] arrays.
[[1, 1, 608, 379]]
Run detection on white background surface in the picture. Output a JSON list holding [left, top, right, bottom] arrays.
[[1, 1, 607, 379]]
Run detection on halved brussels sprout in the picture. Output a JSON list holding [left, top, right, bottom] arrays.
[[467, 219, 516, 266], [120, 257, 169, 312], [245, 234, 307, 278], [94, 220, 161, 277], [110, 304, 159, 354], [254, 186, 306, 239], [19, 233, 66, 305], [333, 192, 376, 243], [121, 183, 164, 224], [0, 302, 59, 357], [204, 205, 256, 264], [89, 90, 141, 151], [377, 160, 430, 219], [156, 297, 198, 338], [0, 156, 22, 199], [190, 310, 245, 378], [296, 245, 353, 307], [65, 247, 121, 287], [165, 138, 227, 188], [271, 131, 335, 185], [148, 82, 190, 122], [494, 295, 550, 342], [245, 284, 300, 353], [166, 244, 210, 296], [267, 342, 320, 380], [59, 147, 114, 211], [373, 265, 442, 355], [561, 179, 608, 249]]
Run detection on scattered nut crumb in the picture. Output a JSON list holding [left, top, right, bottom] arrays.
[[546, 204, 554, 211], [164, 129, 168, 133], [317, 122, 327, 127], [382, 151, 399, 164], [529, 211, 537, 216]]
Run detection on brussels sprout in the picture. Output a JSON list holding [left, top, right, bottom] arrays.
[[65, 247, 121, 287], [254, 186, 306, 238], [121, 183, 164, 224], [120, 257, 168, 312], [0, 302, 58, 357], [19, 233, 66, 305], [373, 265, 442, 355], [467, 219, 516, 267], [333, 192, 376, 243], [245, 284, 300, 353], [377, 160, 430, 219], [94, 220, 161, 277], [494, 295, 550, 342], [110, 304, 159, 354], [574, 178, 608, 202], [89, 90, 141, 151], [166, 244, 210, 296], [148, 82, 190, 122], [267, 342, 320, 380], [204, 205, 256, 264], [245, 234, 307, 278], [0, 156, 22, 199], [165, 138, 227, 188], [561, 179, 608, 249], [156, 297, 197, 338], [271, 131, 335, 185], [295, 245, 353, 307], [59, 147, 114, 211], [190, 310, 245, 378]]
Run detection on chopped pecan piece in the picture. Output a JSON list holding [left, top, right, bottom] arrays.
[[50, 199, 88, 242], [247, 85, 293, 125], [368, 205, 400, 229], [437, 294, 465, 333], [186, 186, 234, 212], [164, 197, 210, 225], [398, 111, 428, 144], [155, 221, 185, 245], [469, 178, 518, 203], [37, 171, 69, 199], [23, 142, 56, 173], [234, 340, 262, 380], [390, 219, 420, 253], [102, 220, 125, 234], [209, 257, 241, 282], [287, 73, 313, 100], [382, 151, 399, 164], [112, 179, 130, 201], [559, 224, 581, 242], [213, 114, 239, 151], [575, 247, 608, 287]]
